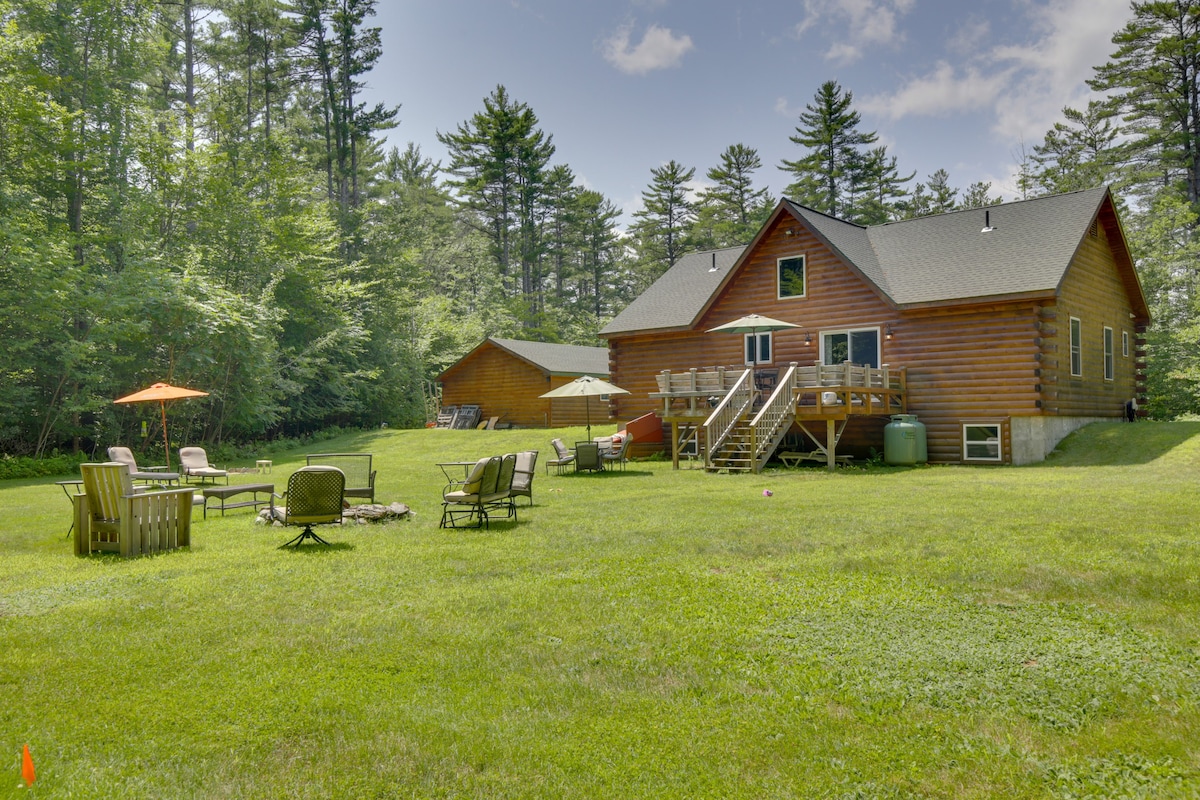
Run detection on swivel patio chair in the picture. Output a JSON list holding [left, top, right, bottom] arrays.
[[271, 466, 346, 547]]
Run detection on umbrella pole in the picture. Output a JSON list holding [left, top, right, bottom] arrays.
[[586, 397, 592, 441], [160, 400, 170, 472]]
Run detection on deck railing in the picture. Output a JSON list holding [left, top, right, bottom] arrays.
[[702, 369, 754, 466], [748, 363, 800, 471]]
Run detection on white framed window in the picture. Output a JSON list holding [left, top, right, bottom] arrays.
[[1103, 326, 1114, 381], [821, 328, 880, 369], [1122, 330, 1130, 358], [963, 424, 1002, 462], [778, 255, 806, 299], [744, 332, 772, 365], [1069, 316, 1082, 377]]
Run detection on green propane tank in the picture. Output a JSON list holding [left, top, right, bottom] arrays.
[[884, 414, 927, 465]]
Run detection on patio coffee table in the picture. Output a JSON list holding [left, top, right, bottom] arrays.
[[199, 483, 275, 519]]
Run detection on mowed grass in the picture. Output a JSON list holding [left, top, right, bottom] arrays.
[[1, 422, 1199, 798]]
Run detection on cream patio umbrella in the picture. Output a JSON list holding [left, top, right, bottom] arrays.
[[114, 382, 209, 472], [539, 375, 629, 440], [705, 313, 801, 367]]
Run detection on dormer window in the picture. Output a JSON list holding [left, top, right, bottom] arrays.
[[778, 255, 806, 299]]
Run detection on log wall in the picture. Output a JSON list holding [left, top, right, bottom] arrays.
[[607, 206, 1141, 464], [439, 344, 599, 428]]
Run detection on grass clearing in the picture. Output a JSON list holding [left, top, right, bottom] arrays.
[[2, 422, 1199, 797]]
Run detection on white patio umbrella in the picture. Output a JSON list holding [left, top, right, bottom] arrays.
[[706, 314, 801, 366], [539, 375, 630, 440]]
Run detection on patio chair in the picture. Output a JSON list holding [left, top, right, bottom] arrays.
[[178, 447, 228, 484], [74, 462, 194, 557], [546, 438, 574, 474], [574, 441, 603, 473], [270, 466, 346, 547], [486, 453, 519, 521], [602, 435, 633, 471], [510, 450, 538, 506], [305, 454, 375, 504], [441, 456, 501, 529], [107, 446, 181, 484]]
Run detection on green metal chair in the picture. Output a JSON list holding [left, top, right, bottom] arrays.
[[486, 453, 519, 521], [441, 456, 500, 529], [574, 442, 603, 473], [272, 466, 345, 547]]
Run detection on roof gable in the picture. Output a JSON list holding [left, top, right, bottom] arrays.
[[602, 187, 1147, 337], [599, 246, 746, 337]]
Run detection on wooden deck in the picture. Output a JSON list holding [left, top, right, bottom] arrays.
[[649, 362, 907, 471]]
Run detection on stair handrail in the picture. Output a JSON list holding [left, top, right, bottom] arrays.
[[748, 363, 799, 471], [703, 368, 754, 468]]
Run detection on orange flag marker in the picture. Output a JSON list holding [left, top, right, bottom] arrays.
[[21, 744, 35, 786]]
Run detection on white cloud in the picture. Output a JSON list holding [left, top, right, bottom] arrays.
[[792, 0, 915, 64], [861, 0, 1129, 143], [948, 18, 990, 56], [602, 22, 694, 75], [861, 61, 1014, 119], [985, 0, 1129, 141], [774, 97, 801, 118]]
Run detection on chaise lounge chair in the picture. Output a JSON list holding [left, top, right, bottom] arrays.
[[107, 446, 181, 484], [178, 447, 229, 484]]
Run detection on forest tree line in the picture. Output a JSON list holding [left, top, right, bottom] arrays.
[[1, 0, 1198, 458]]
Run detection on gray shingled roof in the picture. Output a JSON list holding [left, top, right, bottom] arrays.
[[601, 188, 1112, 336], [489, 337, 609, 376], [599, 246, 746, 336]]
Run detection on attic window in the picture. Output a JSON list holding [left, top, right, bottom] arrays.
[[778, 255, 806, 299], [1089, 219, 1099, 238]]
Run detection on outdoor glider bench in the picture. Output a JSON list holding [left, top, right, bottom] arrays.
[[306, 453, 376, 503]]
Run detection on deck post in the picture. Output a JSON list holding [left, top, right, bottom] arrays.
[[670, 420, 680, 469], [826, 419, 836, 472]]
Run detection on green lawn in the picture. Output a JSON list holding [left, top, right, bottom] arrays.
[[2, 422, 1199, 798]]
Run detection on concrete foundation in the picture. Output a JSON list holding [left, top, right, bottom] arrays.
[[1009, 416, 1108, 465]]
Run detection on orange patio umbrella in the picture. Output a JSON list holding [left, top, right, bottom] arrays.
[[113, 382, 209, 472]]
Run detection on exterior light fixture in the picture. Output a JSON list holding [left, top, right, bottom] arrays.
[[805, 331, 812, 346], [885, 324, 894, 341]]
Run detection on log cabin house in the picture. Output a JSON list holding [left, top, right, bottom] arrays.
[[599, 186, 1149, 470], [438, 337, 611, 429]]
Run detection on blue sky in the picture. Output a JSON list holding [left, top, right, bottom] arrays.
[[362, 1, 1132, 225]]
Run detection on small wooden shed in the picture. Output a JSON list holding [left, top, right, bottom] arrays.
[[438, 338, 611, 429]]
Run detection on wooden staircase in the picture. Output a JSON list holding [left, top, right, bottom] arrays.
[[705, 365, 798, 473], [703, 361, 907, 473]]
